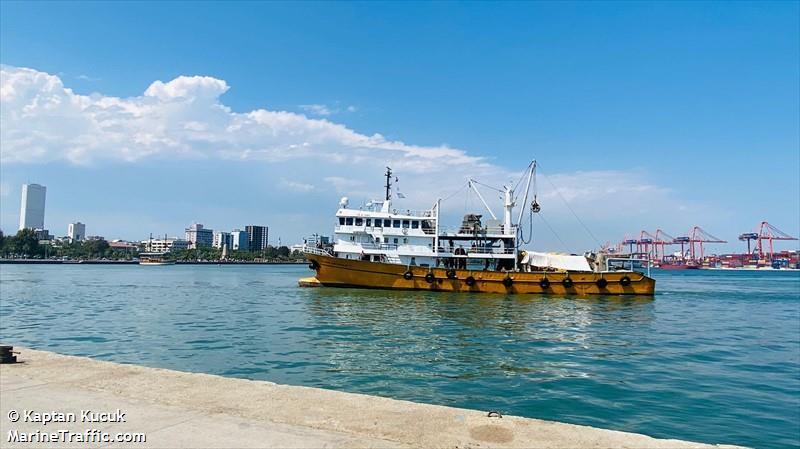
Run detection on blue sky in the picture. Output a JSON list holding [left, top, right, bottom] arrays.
[[1, 1, 798, 252]]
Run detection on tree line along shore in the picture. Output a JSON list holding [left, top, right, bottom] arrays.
[[0, 229, 307, 263]]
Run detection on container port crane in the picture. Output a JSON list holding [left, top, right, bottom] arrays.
[[749, 221, 797, 261], [653, 229, 677, 261], [679, 226, 727, 262]]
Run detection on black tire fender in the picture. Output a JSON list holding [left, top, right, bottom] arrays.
[[425, 272, 435, 283], [620, 276, 631, 286], [465, 276, 476, 287], [446, 269, 457, 279], [539, 278, 550, 289], [403, 271, 413, 281], [502, 277, 513, 288], [596, 278, 608, 288], [562, 277, 574, 288]]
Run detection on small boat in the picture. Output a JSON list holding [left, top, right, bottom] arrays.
[[139, 234, 176, 265], [138, 253, 176, 266], [302, 162, 655, 295]]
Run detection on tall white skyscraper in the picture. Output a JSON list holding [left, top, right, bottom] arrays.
[[19, 183, 46, 231]]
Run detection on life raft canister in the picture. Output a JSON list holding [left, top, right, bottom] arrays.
[[446, 269, 457, 279], [596, 278, 608, 288], [620, 276, 631, 286], [403, 271, 413, 280], [539, 278, 550, 289], [562, 277, 574, 288], [425, 272, 435, 283], [465, 276, 476, 287]]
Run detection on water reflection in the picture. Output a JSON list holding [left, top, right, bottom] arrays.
[[303, 288, 656, 392]]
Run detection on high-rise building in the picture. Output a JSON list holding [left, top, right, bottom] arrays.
[[246, 225, 268, 252], [185, 223, 214, 249], [67, 222, 86, 242], [231, 229, 249, 251], [19, 183, 46, 230], [212, 231, 233, 249]]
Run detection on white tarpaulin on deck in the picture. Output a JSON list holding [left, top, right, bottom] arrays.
[[521, 251, 593, 272]]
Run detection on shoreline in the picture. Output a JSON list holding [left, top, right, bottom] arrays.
[[0, 346, 747, 448]]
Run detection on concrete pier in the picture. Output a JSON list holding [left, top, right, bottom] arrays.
[[0, 347, 745, 448]]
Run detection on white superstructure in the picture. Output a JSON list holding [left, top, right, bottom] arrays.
[[331, 168, 523, 269]]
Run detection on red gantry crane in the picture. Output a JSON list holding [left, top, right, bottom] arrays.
[[637, 230, 657, 259], [752, 221, 797, 261], [653, 229, 677, 261], [679, 226, 727, 262]]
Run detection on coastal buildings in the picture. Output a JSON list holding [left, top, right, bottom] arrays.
[[246, 225, 268, 252], [67, 222, 85, 242], [213, 231, 233, 249], [141, 237, 189, 253], [185, 223, 213, 249], [231, 229, 249, 251], [18, 183, 46, 231]]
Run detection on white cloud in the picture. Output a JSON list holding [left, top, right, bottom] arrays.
[[279, 178, 316, 192], [75, 74, 100, 82], [0, 64, 694, 249], [299, 104, 332, 116]]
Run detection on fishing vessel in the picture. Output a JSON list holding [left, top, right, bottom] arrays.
[[301, 162, 655, 295]]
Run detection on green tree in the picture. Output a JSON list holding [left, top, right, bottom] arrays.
[[16, 228, 42, 257]]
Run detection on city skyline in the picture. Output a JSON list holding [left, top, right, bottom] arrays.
[[1, 2, 798, 253]]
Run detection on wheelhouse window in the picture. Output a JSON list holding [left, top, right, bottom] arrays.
[[393, 238, 398, 244], [403, 238, 408, 244], [346, 217, 353, 225], [355, 218, 363, 226], [402, 220, 410, 228], [393, 220, 401, 228], [339, 217, 345, 225], [366, 219, 371, 226], [384, 219, 392, 227], [411, 221, 419, 229]]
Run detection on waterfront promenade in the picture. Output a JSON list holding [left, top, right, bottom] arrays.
[[0, 348, 745, 448]]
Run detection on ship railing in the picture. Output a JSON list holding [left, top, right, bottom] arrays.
[[358, 243, 399, 251], [302, 246, 333, 257], [605, 256, 651, 277], [390, 209, 435, 218], [437, 247, 515, 255]]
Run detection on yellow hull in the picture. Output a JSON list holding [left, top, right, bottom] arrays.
[[305, 254, 655, 296]]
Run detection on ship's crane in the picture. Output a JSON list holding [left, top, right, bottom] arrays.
[[753, 221, 797, 261], [680, 226, 727, 262]]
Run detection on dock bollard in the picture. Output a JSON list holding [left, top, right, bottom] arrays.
[[0, 345, 18, 364]]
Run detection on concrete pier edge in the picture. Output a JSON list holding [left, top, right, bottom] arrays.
[[0, 346, 747, 448]]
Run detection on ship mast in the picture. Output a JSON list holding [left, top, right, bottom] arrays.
[[384, 167, 392, 201]]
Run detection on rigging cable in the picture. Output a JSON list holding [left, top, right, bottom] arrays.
[[537, 212, 570, 253], [537, 164, 602, 248]]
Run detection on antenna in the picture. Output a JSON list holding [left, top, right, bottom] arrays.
[[384, 167, 392, 201]]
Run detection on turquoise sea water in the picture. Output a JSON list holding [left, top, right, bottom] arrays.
[[0, 264, 798, 448]]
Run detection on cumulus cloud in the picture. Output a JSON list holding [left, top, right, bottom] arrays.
[[0, 64, 692, 248]]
